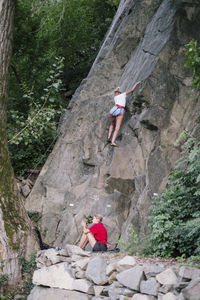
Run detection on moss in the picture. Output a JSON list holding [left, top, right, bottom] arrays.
[[0, 126, 28, 251]]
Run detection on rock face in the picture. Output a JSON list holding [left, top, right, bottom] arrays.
[[25, 0, 200, 245]]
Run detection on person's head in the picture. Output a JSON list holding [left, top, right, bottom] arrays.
[[93, 214, 103, 224], [114, 87, 122, 96]]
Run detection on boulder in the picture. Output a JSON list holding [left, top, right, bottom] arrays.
[[106, 263, 116, 276], [123, 288, 136, 298], [158, 284, 173, 294], [143, 264, 164, 279], [175, 293, 185, 300], [74, 267, 85, 279], [27, 286, 90, 300], [119, 296, 132, 300], [21, 184, 31, 197], [174, 279, 189, 292], [33, 262, 74, 289], [179, 266, 200, 280], [66, 244, 90, 257], [182, 278, 200, 300], [159, 293, 176, 300], [71, 257, 90, 270], [36, 248, 69, 268], [86, 256, 108, 285], [71, 254, 85, 261], [131, 294, 156, 300], [116, 265, 144, 291], [106, 281, 126, 299], [91, 297, 110, 300], [140, 277, 160, 296], [156, 269, 177, 285], [116, 255, 137, 272], [72, 278, 94, 294], [93, 285, 105, 297], [108, 271, 117, 284]]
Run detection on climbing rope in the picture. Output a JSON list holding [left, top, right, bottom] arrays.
[[8, 96, 49, 143]]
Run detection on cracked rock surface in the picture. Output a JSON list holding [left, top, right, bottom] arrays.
[[25, 0, 200, 246]]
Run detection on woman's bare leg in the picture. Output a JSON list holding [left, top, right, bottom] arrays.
[[79, 233, 89, 249], [108, 116, 115, 140], [79, 232, 96, 249], [111, 115, 124, 144], [87, 232, 97, 248]]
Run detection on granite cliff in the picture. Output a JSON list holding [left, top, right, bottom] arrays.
[[25, 0, 200, 246]]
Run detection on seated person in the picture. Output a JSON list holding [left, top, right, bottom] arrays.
[[79, 214, 107, 252]]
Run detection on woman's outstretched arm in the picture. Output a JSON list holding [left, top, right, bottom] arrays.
[[126, 81, 141, 95]]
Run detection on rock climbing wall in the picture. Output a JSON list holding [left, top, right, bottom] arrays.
[[25, 0, 200, 246]]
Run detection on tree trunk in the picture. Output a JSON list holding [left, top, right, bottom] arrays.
[[0, 0, 35, 287]]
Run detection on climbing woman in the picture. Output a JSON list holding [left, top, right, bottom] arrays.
[[108, 81, 141, 147]]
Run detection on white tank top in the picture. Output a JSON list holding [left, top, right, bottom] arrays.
[[114, 92, 126, 107]]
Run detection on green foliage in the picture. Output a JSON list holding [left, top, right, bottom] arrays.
[[187, 255, 200, 266], [148, 134, 200, 257], [7, 57, 65, 174], [19, 252, 37, 274], [147, 40, 200, 259], [28, 212, 41, 223], [185, 40, 200, 89], [0, 254, 37, 299], [0, 259, 5, 272], [176, 254, 200, 269], [8, 0, 119, 174], [0, 274, 8, 284], [86, 215, 93, 225], [10, 0, 119, 96], [118, 225, 141, 255], [18, 253, 37, 296]]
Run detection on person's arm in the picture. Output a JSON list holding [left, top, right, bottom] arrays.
[[126, 81, 141, 95], [81, 220, 90, 234]]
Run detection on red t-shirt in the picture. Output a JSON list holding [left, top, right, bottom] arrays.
[[89, 223, 107, 246]]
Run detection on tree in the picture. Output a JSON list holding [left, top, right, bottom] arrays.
[[7, 0, 119, 174], [0, 0, 33, 287]]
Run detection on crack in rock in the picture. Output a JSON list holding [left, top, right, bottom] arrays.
[[142, 49, 157, 56]]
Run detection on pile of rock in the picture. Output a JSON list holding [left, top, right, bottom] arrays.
[[28, 245, 200, 300]]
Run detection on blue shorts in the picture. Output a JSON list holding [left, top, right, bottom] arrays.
[[109, 105, 125, 117]]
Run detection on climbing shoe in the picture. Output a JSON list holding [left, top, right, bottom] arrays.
[[107, 138, 111, 143], [111, 143, 117, 147]]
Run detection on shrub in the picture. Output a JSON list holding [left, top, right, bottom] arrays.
[[7, 57, 65, 175], [185, 40, 200, 89], [118, 225, 141, 255], [148, 133, 200, 257]]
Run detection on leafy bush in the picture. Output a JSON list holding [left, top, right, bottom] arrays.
[[19, 252, 37, 274], [148, 40, 200, 259], [8, 0, 119, 175], [148, 133, 200, 257], [0, 274, 8, 285], [28, 212, 41, 223], [7, 57, 65, 175], [118, 225, 141, 255], [185, 40, 200, 89]]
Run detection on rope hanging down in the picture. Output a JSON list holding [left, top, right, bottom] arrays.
[[8, 96, 48, 143]]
